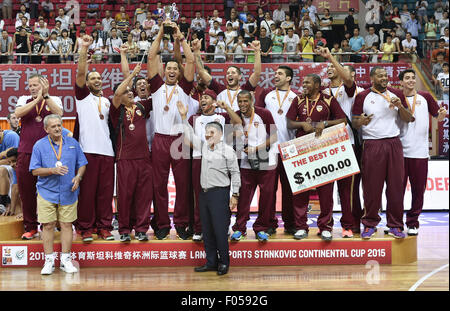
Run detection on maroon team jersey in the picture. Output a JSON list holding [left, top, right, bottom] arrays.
[[18, 98, 56, 154], [109, 99, 152, 160], [286, 92, 347, 138]]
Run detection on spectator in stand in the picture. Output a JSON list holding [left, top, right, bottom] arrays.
[[381, 34, 396, 63], [391, 6, 401, 20], [344, 8, 356, 36], [143, 11, 156, 39], [106, 28, 123, 63], [283, 27, 300, 62], [432, 52, 447, 92], [52, 20, 63, 39], [210, 20, 223, 46], [179, 16, 190, 39], [341, 39, 351, 62], [30, 31, 44, 64], [273, 4, 286, 26], [40, 0, 53, 22], [304, 0, 318, 24], [0, 30, 13, 64], [55, 8, 70, 31], [281, 14, 295, 35], [16, 16, 32, 35], [93, 21, 106, 43], [256, 7, 266, 36], [299, 27, 314, 62], [108, 21, 123, 40], [0, 19, 4, 32], [152, 1, 164, 20], [209, 9, 223, 29], [367, 41, 380, 63], [238, 5, 250, 24], [394, 24, 406, 41], [243, 14, 257, 45], [365, 26, 379, 52], [259, 27, 272, 63], [232, 34, 247, 63], [437, 62, 449, 100], [299, 9, 314, 34], [271, 27, 284, 63], [13, 27, 31, 64], [191, 11, 207, 50], [415, 0, 428, 24], [134, 2, 148, 26], [46, 31, 60, 64], [330, 41, 342, 62], [86, 3, 100, 19], [258, 0, 269, 12], [402, 32, 417, 63], [404, 12, 421, 56], [319, 8, 333, 48], [214, 32, 227, 63], [380, 14, 396, 43], [137, 31, 150, 61], [227, 10, 241, 35], [102, 10, 114, 34], [89, 30, 104, 64], [160, 35, 173, 63], [124, 33, 138, 62], [59, 29, 73, 63], [313, 30, 326, 62], [16, 5, 30, 23], [425, 16, 437, 39], [349, 27, 365, 63], [289, 0, 300, 22], [73, 29, 86, 62], [399, 4, 411, 27], [390, 29, 401, 62], [35, 17, 50, 41], [225, 23, 237, 59], [130, 22, 142, 43], [441, 27, 449, 48], [68, 23, 77, 47], [150, 17, 162, 42], [2, 0, 13, 20], [434, 0, 448, 21], [115, 6, 131, 41]]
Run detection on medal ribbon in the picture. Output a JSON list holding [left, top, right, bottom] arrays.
[[306, 93, 321, 120], [165, 83, 178, 108], [406, 92, 417, 116], [276, 87, 291, 111], [244, 108, 255, 139], [48, 135, 62, 161], [98, 96, 103, 118], [227, 87, 240, 107], [371, 88, 392, 104], [329, 83, 343, 99], [125, 104, 137, 125], [36, 100, 45, 117]]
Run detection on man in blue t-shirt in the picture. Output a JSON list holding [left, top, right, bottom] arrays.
[[0, 129, 20, 216], [349, 28, 365, 63]]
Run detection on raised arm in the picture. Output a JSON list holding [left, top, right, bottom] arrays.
[[147, 21, 165, 80], [192, 38, 213, 86], [113, 63, 141, 108], [248, 40, 261, 87], [316, 46, 353, 88], [76, 35, 93, 88], [174, 25, 195, 82]]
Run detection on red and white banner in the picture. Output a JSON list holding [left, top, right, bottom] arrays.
[[0, 63, 410, 118], [1, 240, 392, 267], [438, 100, 449, 157]]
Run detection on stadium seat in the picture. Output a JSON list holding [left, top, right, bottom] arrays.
[[103, 5, 113, 11]]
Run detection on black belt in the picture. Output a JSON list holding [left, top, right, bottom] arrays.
[[202, 186, 229, 193]]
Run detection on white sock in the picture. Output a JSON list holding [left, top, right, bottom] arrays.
[[45, 254, 55, 262]]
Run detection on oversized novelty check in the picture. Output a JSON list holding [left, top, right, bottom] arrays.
[[278, 123, 360, 195]]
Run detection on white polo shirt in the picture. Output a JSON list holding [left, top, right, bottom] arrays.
[[352, 87, 408, 140], [148, 75, 194, 136], [258, 87, 297, 149], [75, 84, 114, 156], [399, 91, 440, 158]]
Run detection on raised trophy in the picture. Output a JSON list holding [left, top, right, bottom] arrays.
[[163, 3, 179, 35]]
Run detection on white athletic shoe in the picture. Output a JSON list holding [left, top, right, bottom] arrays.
[[192, 233, 203, 242], [60, 259, 78, 274], [294, 229, 308, 240], [321, 230, 333, 241], [407, 227, 419, 236], [40, 258, 55, 275]]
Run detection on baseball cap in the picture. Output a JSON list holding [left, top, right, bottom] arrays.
[[203, 89, 217, 100]]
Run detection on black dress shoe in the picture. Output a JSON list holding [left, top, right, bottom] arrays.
[[194, 265, 217, 272], [217, 264, 229, 275]]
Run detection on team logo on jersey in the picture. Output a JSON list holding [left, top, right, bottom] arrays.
[[370, 101, 375, 105], [317, 105, 323, 112], [416, 100, 422, 106], [254, 122, 259, 128]]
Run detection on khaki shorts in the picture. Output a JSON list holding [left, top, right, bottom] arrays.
[[37, 193, 77, 224]]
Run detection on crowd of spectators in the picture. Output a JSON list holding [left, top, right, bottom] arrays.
[[0, 0, 448, 77]]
